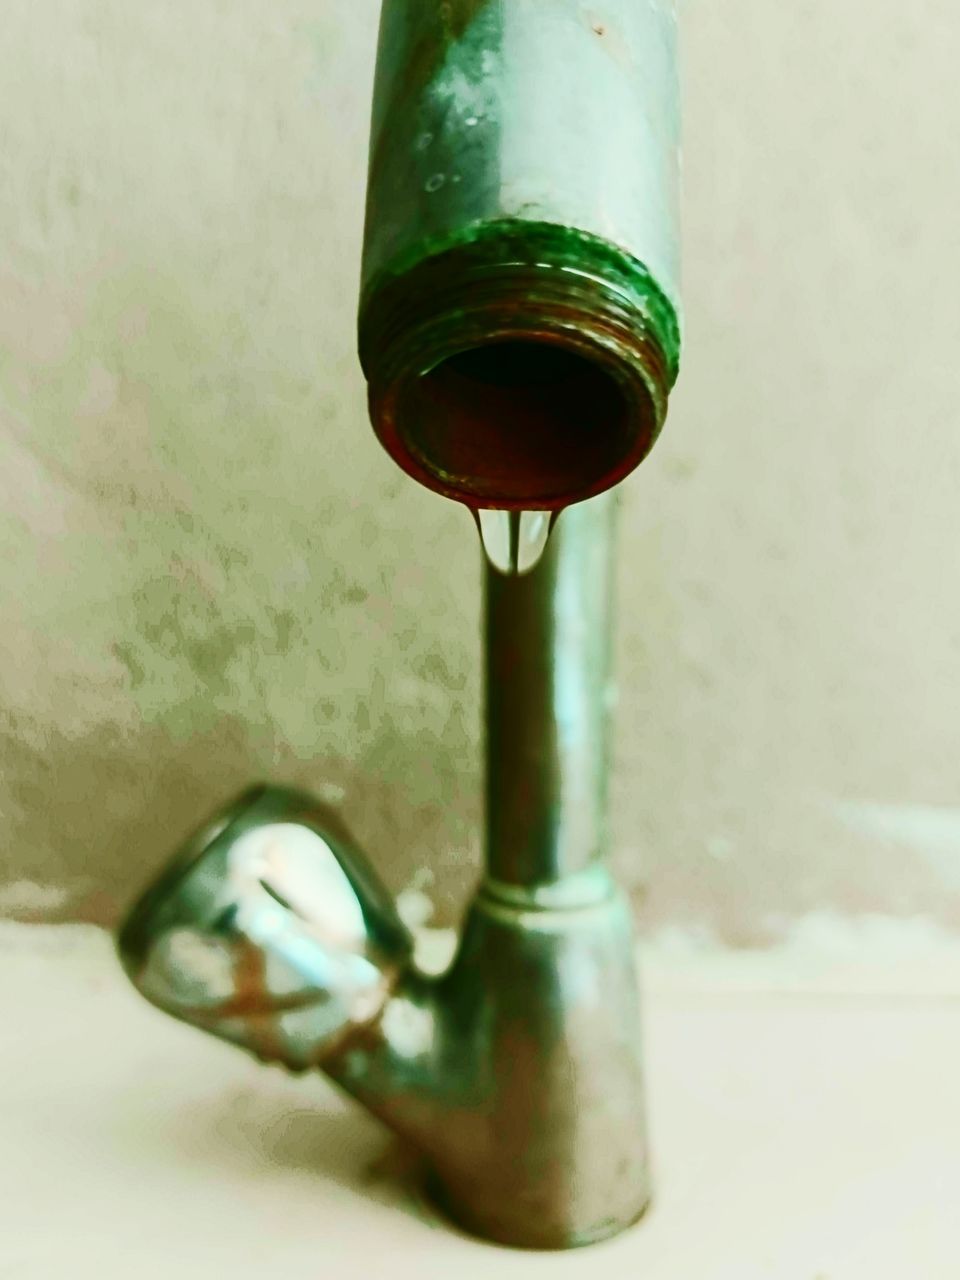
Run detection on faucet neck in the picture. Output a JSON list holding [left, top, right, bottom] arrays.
[[483, 493, 619, 890]]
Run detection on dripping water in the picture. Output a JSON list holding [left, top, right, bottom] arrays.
[[472, 509, 561, 577]]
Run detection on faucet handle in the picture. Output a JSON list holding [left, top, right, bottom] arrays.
[[117, 786, 413, 1071]]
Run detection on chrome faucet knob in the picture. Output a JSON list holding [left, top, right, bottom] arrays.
[[117, 786, 413, 1071]]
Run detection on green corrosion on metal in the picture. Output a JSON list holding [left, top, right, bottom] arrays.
[[359, 218, 682, 386]]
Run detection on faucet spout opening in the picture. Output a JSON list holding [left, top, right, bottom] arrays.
[[395, 336, 641, 508]]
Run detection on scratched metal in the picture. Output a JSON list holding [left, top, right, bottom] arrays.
[[359, 0, 681, 510]]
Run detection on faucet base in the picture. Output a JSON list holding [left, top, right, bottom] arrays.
[[328, 874, 652, 1251], [426, 1171, 652, 1253], [118, 784, 653, 1251]]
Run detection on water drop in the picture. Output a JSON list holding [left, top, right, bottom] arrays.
[[465, 115, 480, 127], [425, 173, 446, 193], [416, 131, 434, 152], [473, 510, 559, 577]]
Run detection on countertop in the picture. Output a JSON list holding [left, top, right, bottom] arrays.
[[4, 918, 959, 1279]]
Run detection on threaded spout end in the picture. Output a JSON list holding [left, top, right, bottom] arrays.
[[359, 221, 679, 510]]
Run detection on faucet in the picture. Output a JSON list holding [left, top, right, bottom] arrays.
[[117, 0, 681, 1251]]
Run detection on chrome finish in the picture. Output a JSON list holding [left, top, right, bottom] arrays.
[[358, 0, 681, 510], [485, 495, 618, 886], [118, 788, 412, 1072], [328, 872, 649, 1251], [361, 0, 681, 309]]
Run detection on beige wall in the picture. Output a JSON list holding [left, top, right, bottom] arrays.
[[1, 0, 957, 941]]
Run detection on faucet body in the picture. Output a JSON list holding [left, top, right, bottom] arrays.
[[328, 871, 649, 1249], [117, 0, 681, 1251]]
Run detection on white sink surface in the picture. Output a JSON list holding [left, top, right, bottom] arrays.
[[4, 920, 959, 1279]]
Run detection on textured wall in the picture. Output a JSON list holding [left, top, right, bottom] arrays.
[[1, 1, 958, 940]]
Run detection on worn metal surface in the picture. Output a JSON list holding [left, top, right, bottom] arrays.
[[329, 873, 650, 1250], [361, 0, 680, 305], [118, 787, 414, 1071], [359, 0, 681, 509], [485, 494, 619, 886]]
